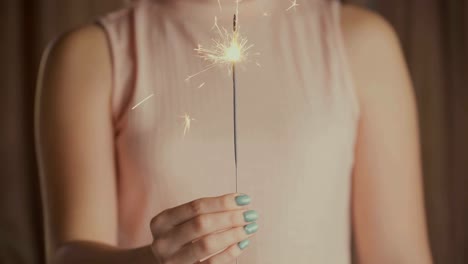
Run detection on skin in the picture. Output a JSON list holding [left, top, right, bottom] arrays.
[[342, 6, 433, 264], [35, 4, 433, 264]]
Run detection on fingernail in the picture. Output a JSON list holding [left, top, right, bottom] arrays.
[[237, 239, 250, 250], [235, 194, 251, 206], [244, 222, 258, 234], [243, 210, 259, 222]]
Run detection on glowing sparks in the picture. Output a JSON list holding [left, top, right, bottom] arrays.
[[211, 16, 219, 31], [180, 113, 195, 136], [225, 42, 242, 61], [186, 16, 254, 82], [286, 0, 299, 11], [203, 17, 249, 64], [197, 82, 206, 89], [131, 93, 154, 110]]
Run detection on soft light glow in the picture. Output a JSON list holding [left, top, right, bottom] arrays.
[[196, 29, 251, 67], [225, 37, 242, 62], [185, 16, 254, 81], [180, 113, 195, 137]]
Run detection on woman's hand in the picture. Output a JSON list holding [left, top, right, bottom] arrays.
[[149, 193, 259, 264]]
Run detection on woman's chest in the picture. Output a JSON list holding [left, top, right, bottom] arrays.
[[117, 12, 358, 198]]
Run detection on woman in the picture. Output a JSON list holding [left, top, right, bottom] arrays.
[[35, 0, 433, 263]]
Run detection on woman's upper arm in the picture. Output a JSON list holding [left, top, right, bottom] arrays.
[[35, 24, 117, 260], [341, 5, 433, 264]]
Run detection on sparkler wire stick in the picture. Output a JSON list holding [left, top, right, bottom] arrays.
[[232, 14, 240, 260], [232, 14, 238, 194]]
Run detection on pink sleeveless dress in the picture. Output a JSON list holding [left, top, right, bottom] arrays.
[[97, 0, 359, 262]]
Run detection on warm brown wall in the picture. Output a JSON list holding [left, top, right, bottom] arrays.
[[0, 1, 123, 263], [1, 0, 467, 263]]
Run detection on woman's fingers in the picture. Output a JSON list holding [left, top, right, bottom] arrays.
[[149, 193, 256, 262], [200, 240, 250, 264], [166, 223, 258, 264], [161, 209, 259, 257], [151, 193, 251, 237]]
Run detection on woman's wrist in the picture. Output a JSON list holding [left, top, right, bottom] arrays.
[[129, 245, 159, 264], [51, 241, 158, 264]]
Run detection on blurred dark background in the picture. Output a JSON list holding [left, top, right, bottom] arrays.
[[1, 0, 467, 263]]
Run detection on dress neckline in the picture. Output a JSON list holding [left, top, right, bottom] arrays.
[[149, 0, 285, 23]]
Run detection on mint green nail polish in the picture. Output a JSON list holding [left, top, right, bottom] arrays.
[[243, 210, 259, 222], [235, 194, 251, 206], [244, 222, 258, 234], [238, 239, 250, 250]]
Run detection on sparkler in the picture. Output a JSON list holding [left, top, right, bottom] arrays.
[[185, 15, 254, 82], [185, 8, 254, 196], [232, 14, 239, 194]]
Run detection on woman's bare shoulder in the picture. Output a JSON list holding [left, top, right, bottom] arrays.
[[36, 24, 117, 256], [339, 4, 406, 97], [38, 23, 112, 118], [340, 4, 397, 38], [51, 24, 107, 52], [41, 24, 110, 90]]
